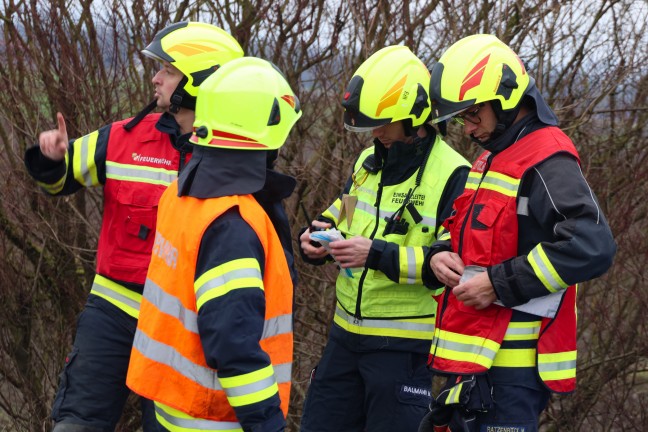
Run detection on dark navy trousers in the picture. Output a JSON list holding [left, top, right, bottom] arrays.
[[300, 326, 432, 432], [51, 295, 157, 432]]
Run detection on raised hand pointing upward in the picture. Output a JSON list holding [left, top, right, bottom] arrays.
[[38, 112, 68, 161]]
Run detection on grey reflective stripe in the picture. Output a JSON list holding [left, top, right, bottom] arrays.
[[155, 403, 242, 431], [356, 199, 378, 218], [505, 325, 540, 338], [144, 278, 199, 334], [405, 247, 417, 284], [106, 162, 177, 185], [262, 314, 292, 340], [325, 203, 339, 220], [465, 175, 481, 188], [420, 215, 436, 226], [273, 362, 292, 384], [80, 135, 93, 186], [224, 374, 277, 398], [91, 280, 141, 311], [538, 358, 577, 372], [195, 267, 262, 301], [133, 330, 222, 390], [356, 199, 395, 221], [431, 335, 498, 360], [517, 196, 529, 216], [482, 174, 518, 193], [134, 331, 292, 392], [335, 306, 434, 333], [529, 248, 564, 291]]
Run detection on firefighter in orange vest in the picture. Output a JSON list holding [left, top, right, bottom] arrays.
[[126, 57, 301, 432], [24, 22, 243, 431], [419, 35, 616, 432]]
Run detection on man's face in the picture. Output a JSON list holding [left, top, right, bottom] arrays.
[[456, 101, 497, 143], [151, 61, 184, 111], [371, 121, 408, 148]]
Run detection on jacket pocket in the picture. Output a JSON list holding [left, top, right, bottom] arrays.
[[114, 182, 166, 255]]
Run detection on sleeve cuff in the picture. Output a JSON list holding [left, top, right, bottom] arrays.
[[366, 239, 387, 269]]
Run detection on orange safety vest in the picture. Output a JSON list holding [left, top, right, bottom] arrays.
[[127, 181, 293, 422], [430, 127, 579, 393]]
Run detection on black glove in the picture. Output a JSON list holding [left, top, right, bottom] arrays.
[[418, 402, 452, 432]]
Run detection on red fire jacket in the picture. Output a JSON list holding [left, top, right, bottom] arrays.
[[430, 127, 580, 393]]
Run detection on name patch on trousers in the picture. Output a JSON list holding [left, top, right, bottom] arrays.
[[397, 384, 432, 407], [482, 426, 527, 432]]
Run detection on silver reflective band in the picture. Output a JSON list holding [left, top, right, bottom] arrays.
[[195, 267, 262, 300], [335, 306, 434, 333], [431, 335, 498, 359], [143, 278, 199, 334], [223, 374, 276, 398], [134, 330, 222, 390], [404, 247, 418, 284], [91, 280, 141, 312], [80, 134, 93, 186], [538, 358, 577, 372], [106, 162, 177, 185], [261, 314, 293, 340], [135, 329, 292, 389], [155, 403, 242, 431]]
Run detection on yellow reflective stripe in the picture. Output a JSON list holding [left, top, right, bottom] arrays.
[[528, 244, 568, 293], [38, 153, 69, 194], [481, 171, 519, 195], [464, 171, 482, 190], [492, 348, 536, 367], [321, 198, 341, 223], [428, 286, 445, 297], [90, 274, 142, 319], [194, 258, 263, 310], [105, 161, 177, 185], [431, 329, 500, 369], [155, 402, 242, 432], [72, 131, 99, 187], [538, 351, 577, 381], [479, 171, 520, 197], [334, 307, 435, 340], [398, 247, 423, 285], [437, 229, 451, 241], [446, 382, 463, 404], [219, 365, 279, 407], [503, 321, 541, 341]]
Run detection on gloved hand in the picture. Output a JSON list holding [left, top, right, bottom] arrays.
[[418, 403, 452, 432], [418, 409, 442, 432]]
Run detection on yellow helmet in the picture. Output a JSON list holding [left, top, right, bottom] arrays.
[[142, 21, 244, 109], [190, 57, 302, 150], [342, 45, 431, 133], [429, 34, 530, 123]]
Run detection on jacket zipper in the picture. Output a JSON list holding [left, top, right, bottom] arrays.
[[456, 154, 493, 257], [353, 177, 384, 323]]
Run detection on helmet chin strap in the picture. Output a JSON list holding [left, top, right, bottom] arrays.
[[169, 76, 197, 114], [475, 100, 521, 148]]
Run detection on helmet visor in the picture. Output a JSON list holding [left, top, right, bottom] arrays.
[[343, 109, 390, 133]]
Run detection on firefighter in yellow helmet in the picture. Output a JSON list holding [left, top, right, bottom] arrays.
[[127, 57, 301, 432], [298, 45, 470, 432], [419, 34, 616, 432], [24, 22, 243, 431]]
